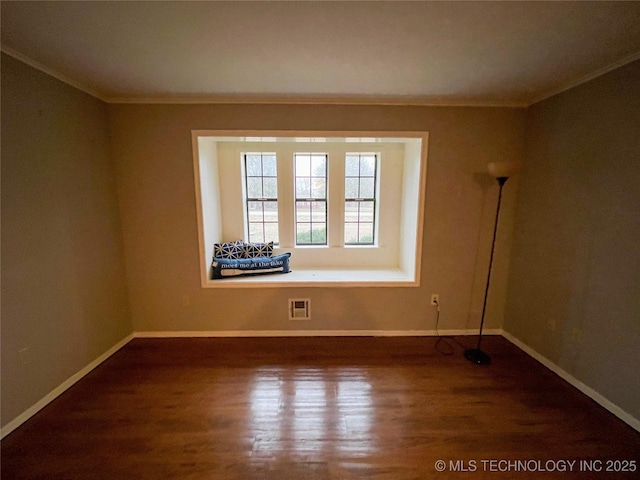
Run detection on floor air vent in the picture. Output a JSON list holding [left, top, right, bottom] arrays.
[[289, 298, 311, 320]]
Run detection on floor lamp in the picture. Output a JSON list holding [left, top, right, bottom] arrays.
[[465, 161, 520, 365]]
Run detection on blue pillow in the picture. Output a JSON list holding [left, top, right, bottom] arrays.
[[212, 253, 291, 279]]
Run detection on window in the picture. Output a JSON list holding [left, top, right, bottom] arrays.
[[242, 151, 377, 247], [344, 153, 377, 245], [244, 153, 278, 243], [193, 131, 428, 287], [294, 153, 327, 245]]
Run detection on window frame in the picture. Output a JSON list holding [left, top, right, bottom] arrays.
[[344, 153, 378, 246], [192, 130, 429, 288], [294, 152, 329, 246], [243, 152, 279, 244]]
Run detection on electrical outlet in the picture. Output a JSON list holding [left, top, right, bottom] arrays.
[[430, 294, 439, 306]]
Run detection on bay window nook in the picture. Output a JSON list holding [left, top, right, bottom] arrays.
[[192, 131, 428, 287]]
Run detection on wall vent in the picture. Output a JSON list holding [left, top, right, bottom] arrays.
[[289, 298, 311, 320]]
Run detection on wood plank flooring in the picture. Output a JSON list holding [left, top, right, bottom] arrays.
[[2, 336, 639, 479]]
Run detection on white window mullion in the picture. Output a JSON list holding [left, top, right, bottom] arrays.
[[328, 151, 345, 247], [277, 146, 295, 248]]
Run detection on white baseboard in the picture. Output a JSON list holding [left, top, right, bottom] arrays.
[[134, 328, 502, 338], [0, 328, 496, 438], [501, 330, 640, 433], [4, 328, 637, 439], [0, 334, 134, 439]]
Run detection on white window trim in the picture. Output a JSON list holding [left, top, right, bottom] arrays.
[[192, 130, 429, 288], [344, 152, 378, 246], [242, 152, 279, 244], [293, 152, 329, 246]]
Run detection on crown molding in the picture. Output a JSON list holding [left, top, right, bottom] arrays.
[[106, 94, 528, 108], [1, 45, 107, 102], [0, 47, 525, 107], [4, 44, 639, 108], [528, 48, 640, 106]]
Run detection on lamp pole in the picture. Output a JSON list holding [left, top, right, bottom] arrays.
[[465, 176, 508, 365]]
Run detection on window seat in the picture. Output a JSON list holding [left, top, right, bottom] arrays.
[[204, 268, 417, 288]]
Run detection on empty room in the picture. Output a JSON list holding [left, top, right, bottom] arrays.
[[1, 1, 639, 479]]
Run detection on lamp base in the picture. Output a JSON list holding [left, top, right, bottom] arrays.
[[464, 348, 492, 365]]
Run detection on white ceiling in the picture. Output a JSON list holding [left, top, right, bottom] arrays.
[[2, 1, 640, 106]]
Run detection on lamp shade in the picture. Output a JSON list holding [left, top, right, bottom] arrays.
[[487, 161, 521, 179]]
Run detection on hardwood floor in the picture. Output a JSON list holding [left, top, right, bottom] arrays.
[[2, 336, 639, 479]]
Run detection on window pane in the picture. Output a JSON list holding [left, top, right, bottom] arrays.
[[311, 155, 326, 176], [263, 177, 278, 198], [360, 156, 375, 176], [247, 177, 262, 198], [345, 178, 359, 198], [247, 201, 264, 222], [312, 178, 326, 199], [296, 155, 311, 177], [345, 201, 359, 222], [311, 224, 327, 244], [358, 223, 374, 244], [360, 201, 374, 222], [359, 177, 375, 199], [297, 223, 311, 244], [311, 201, 326, 223], [345, 156, 359, 176], [264, 201, 278, 223], [296, 178, 311, 198], [296, 202, 310, 222], [246, 155, 262, 176], [344, 223, 359, 244], [263, 155, 277, 176], [249, 223, 265, 243], [264, 223, 279, 244]]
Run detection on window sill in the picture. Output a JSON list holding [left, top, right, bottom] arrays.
[[203, 268, 417, 288]]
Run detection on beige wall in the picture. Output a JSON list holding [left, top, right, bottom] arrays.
[[108, 103, 525, 333], [1, 54, 132, 428], [504, 60, 640, 420], [3, 46, 636, 435]]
